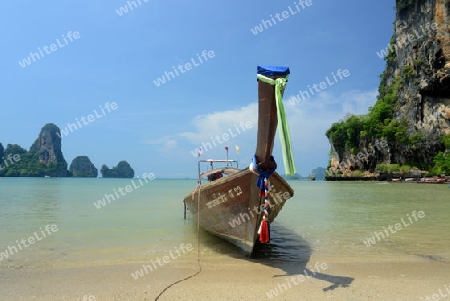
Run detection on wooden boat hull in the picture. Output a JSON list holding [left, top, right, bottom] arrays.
[[183, 169, 294, 256]]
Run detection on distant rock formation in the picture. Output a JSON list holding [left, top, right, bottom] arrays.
[[283, 173, 307, 180], [0, 143, 4, 160], [310, 167, 326, 180], [0, 143, 4, 177], [0, 144, 28, 176], [326, 0, 450, 179], [69, 156, 98, 177], [0, 124, 68, 177], [101, 161, 134, 178], [30, 123, 68, 177], [1, 123, 134, 178]]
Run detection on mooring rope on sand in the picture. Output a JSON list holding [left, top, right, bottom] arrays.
[[154, 184, 203, 301]]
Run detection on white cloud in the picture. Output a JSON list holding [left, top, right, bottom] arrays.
[[149, 89, 378, 174], [159, 139, 177, 152], [284, 89, 378, 153], [143, 136, 179, 153], [180, 103, 258, 144], [178, 89, 377, 155], [340, 90, 378, 115], [143, 136, 174, 145]]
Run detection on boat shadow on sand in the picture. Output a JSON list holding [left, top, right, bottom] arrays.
[[201, 223, 354, 293], [253, 224, 354, 292]]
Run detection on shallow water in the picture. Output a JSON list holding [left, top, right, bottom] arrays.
[[0, 178, 449, 269]]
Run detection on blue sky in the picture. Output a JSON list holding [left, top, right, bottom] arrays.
[[1, 0, 396, 178]]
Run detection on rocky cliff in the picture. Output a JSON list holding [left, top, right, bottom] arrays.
[[69, 156, 98, 177], [30, 123, 68, 177], [385, 0, 450, 163], [1, 123, 136, 177], [326, 0, 450, 178], [101, 161, 134, 178], [0, 124, 68, 177]]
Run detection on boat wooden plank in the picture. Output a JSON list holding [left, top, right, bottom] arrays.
[[183, 66, 294, 256], [183, 169, 293, 256]]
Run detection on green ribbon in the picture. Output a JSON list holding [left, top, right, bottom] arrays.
[[257, 74, 297, 175]]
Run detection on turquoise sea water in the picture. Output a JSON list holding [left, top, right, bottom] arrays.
[[0, 178, 449, 269]]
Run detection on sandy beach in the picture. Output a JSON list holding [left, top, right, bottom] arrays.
[[2, 180, 450, 301], [2, 250, 450, 301]]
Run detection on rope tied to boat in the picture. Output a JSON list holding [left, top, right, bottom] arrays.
[[155, 182, 202, 301], [250, 155, 273, 243], [256, 73, 297, 176], [257, 177, 271, 243], [249, 155, 276, 193]]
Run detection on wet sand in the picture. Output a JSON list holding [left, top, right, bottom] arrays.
[[1, 251, 450, 301], [2, 181, 449, 300]]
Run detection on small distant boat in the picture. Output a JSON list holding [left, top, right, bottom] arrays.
[[417, 177, 446, 184], [308, 174, 316, 181], [183, 66, 296, 256]]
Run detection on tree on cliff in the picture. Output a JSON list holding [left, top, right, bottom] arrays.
[[100, 161, 134, 178], [0, 124, 68, 177], [69, 156, 98, 177], [431, 136, 450, 175], [1, 144, 38, 177], [0, 143, 4, 176], [30, 123, 68, 177], [1, 123, 135, 178], [326, 0, 450, 178]]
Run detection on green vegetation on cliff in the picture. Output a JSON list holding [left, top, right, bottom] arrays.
[[101, 161, 134, 178], [430, 135, 450, 175], [69, 156, 98, 177], [326, 0, 449, 179], [326, 73, 447, 176], [0, 143, 64, 177], [1, 123, 134, 178], [0, 143, 3, 164], [396, 0, 414, 10], [326, 76, 407, 155]]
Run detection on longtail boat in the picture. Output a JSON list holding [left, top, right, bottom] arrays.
[[183, 66, 296, 256]]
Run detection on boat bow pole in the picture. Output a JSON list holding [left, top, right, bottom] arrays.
[[251, 65, 296, 243]]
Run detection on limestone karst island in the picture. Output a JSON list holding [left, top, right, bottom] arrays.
[[0, 123, 134, 178], [325, 0, 450, 181], [2, 1, 450, 300]]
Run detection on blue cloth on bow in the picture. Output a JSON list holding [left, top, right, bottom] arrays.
[[252, 155, 277, 190], [257, 66, 290, 77]]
